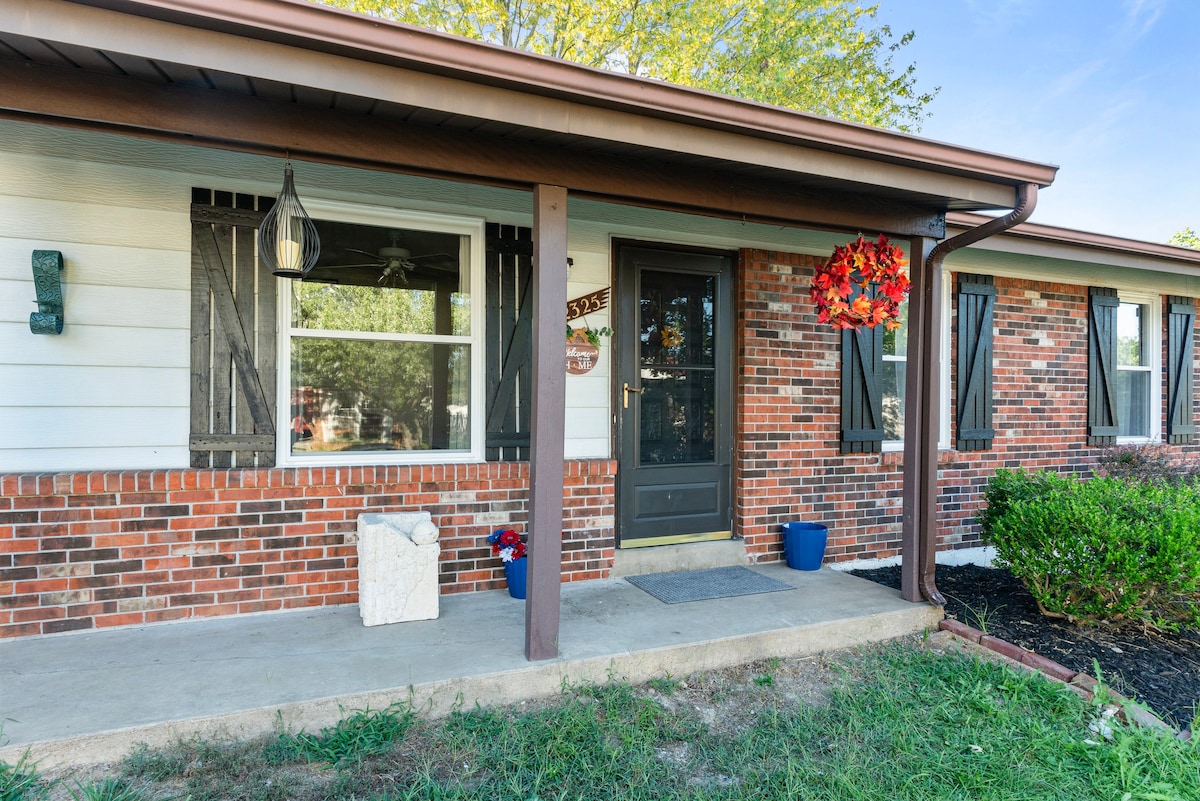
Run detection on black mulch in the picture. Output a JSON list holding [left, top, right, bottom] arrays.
[[850, 564, 1200, 730]]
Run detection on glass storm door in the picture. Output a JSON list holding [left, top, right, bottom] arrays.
[[615, 245, 732, 547]]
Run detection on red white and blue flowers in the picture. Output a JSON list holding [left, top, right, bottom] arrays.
[[488, 528, 527, 562]]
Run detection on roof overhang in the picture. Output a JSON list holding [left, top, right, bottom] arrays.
[[1, 0, 1060, 237], [947, 212, 1200, 277]]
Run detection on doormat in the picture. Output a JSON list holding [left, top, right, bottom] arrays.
[[625, 566, 795, 604]]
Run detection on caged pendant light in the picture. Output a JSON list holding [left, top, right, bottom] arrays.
[[258, 160, 320, 278]]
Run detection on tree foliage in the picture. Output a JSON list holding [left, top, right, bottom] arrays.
[[1169, 227, 1199, 249], [318, 0, 937, 131]]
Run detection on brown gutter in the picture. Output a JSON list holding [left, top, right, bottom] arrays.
[[65, 0, 1058, 190], [947, 212, 1200, 268], [917, 183, 1039, 605]]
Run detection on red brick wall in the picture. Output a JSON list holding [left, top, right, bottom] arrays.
[[4, 249, 1197, 640], [735, 250, 1200, 564], [0, 461, 615, 638]]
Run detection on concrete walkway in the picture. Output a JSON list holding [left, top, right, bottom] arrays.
[[0, 565, 940, 768]]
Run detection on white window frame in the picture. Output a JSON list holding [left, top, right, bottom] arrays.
[[276, 200, 486, 466], [882, 271, 952, 451], [1115, 290, 1162, 445]]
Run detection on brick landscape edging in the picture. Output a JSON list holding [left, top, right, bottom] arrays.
[[937, 618, 1190, 740]]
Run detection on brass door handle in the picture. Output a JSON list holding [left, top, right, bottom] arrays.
[[622, 382, 642, 408]]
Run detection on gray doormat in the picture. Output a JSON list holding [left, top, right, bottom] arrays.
[[625, 566, 795, 604]]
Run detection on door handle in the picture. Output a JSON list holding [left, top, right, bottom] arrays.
[[622, 382, 642, 409]]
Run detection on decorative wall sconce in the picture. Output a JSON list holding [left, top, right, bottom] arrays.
[[29, 249, 64, 335], [257, 160, 320, 278]]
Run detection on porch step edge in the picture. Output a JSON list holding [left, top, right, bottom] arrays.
[[0, 602, 940, 770]]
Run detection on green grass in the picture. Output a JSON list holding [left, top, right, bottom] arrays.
[[0, 751, 49, 801], [6, 642, 1196, 801]]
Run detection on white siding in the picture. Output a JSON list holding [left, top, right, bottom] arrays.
[[0, 118, 849, 473], [0, 128, 193, 473]]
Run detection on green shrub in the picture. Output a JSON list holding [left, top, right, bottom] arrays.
[[980, 469, 1200, 629]]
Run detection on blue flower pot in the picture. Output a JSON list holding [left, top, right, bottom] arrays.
[[504, 557, 528, 599], [781, 522, 828, 571]]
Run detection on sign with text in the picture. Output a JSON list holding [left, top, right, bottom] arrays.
[[566, 329, 600, 375], [566, 288, 610, 321]]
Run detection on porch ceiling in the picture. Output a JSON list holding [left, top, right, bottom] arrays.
[[1, 0, 1060, 237]]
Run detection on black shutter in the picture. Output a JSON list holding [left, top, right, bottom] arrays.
[[956, 274, 995, 451], [841, 322, 884, 454], [1087, 287, 1119, 446], [484, 223, 533, 461], [1167, 296, 1196, 444], [189, 189, 278, 467]]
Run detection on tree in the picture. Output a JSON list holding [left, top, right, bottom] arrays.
[[318, 0, 937, 132], [1169, 227, 1199, 249]]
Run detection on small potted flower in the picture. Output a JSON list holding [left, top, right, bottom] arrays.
[[488, 528, 528, 599]]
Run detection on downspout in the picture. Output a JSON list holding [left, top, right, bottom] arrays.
[[919, 182, 1039, 604]]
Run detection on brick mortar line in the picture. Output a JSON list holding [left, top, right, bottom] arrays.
[[937, 618, 1191, 741]]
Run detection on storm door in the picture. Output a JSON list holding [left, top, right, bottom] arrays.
[[615, 245, 733, 547]]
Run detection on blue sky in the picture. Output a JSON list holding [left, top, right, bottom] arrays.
[[876, 0, 1198, 243]]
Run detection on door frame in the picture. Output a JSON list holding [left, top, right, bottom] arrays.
[[612, 240, 735, 549]]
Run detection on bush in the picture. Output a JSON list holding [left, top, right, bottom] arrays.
[[980, 469, 1200, 630], [1095, 444, 1200, 485]]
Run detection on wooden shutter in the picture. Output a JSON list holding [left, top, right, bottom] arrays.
[[484, 223, 533, 461], [956, 274, 995, 451], [189, 189, 278, 467], [1167, 296, 1196, 444], [841, 322, 884, 454], [1087, 287, 1119, 446]]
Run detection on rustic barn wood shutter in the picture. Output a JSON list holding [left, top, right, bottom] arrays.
[[840, 322, 884, 454], [1166, 296, 1196, 444], [189, 189, 278, 467], [1087, 286, 1120, 446], [955, 274, 995, 451], [484, 223, 533, 461]]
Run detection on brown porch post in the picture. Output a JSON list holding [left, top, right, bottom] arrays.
[[901, 236, 939, 603], [525, 184, 568, 661]]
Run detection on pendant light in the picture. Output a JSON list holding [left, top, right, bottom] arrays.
[[258, 160, 320, 278]]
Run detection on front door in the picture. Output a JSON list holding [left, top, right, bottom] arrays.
[[615, 244, 733, 547]]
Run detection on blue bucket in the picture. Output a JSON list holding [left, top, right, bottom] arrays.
[[781, 522, 828, 571], [504, 557, 528, 599]]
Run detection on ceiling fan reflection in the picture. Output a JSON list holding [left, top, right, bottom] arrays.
[[332, 230, 455, 286]]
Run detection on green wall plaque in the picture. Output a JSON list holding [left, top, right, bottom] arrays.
[[30, 250, 64, 335]]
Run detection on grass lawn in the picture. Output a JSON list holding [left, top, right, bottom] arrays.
[[5, 639, 1198, 800]]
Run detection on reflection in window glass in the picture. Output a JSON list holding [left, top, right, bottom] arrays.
[[882, 300, 909, 442], [636, 269, 716, 465], [1115, 301, 1150, 438], [639, 368, 715, 465], [1116, 303, 1144, 367], [287, 218, 472, 456]]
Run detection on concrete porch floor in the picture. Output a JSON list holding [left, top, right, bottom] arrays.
[[0, 564, 941, 768]]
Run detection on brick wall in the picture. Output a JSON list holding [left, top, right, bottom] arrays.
[[0, 460, 615, 638], [4, 248, 1197, 641], [735, 250, 1200, 564]]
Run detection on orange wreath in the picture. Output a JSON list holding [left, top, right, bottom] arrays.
[[810, 235, 911, 331]]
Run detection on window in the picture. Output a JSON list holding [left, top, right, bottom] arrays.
[[1088, 287, 1160, 446], [1115, 297, 1159, 441], [875, 274, 952, 450], [881, 302, 908, 443], [278, 203, 484, 465]]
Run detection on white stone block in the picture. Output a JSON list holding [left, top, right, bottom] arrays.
[[356, 512, 440, 626]]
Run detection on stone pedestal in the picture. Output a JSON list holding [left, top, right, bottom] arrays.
[[353, 512, 440, 626]]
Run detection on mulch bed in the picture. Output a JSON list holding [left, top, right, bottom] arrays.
[[850, 563, 1200, 730]]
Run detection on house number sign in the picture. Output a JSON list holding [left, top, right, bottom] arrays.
[[566, 288, 610, 321], [565, 288, 610, 375]]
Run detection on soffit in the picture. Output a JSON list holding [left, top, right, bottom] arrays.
[[947, 212, 1200, 276], [2, 0, 1056, 214]]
